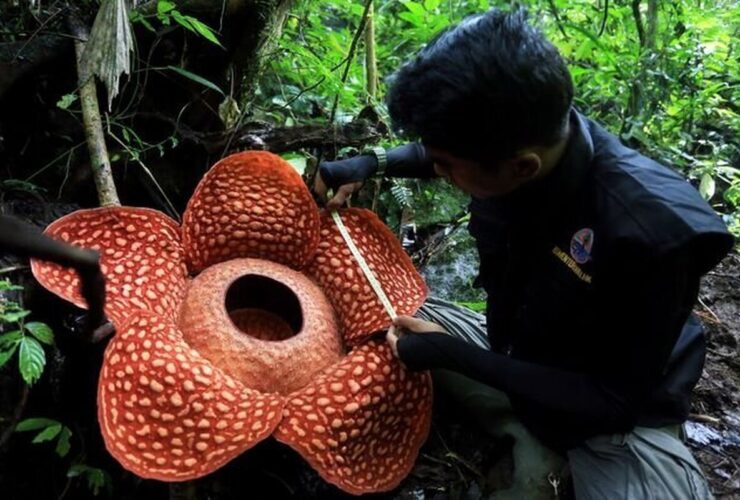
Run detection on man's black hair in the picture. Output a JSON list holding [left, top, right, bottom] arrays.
[[386, 8, 573, 164]]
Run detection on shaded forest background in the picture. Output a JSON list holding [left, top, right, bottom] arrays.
[[0, 0, 738, 498]]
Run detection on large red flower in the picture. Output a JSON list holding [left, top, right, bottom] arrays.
[[30, 151, 430, 494]]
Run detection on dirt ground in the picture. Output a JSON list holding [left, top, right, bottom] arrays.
[[691, 253, 740, 498]]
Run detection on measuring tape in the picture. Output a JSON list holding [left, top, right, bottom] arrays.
[[329, 206, 397, 321]]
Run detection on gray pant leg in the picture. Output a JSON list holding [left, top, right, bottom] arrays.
[[568, 427, 714, 500], [434, 369, 565, 500]]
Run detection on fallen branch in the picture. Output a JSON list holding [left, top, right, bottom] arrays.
[[136, 112, 384, 153], [689, 413, 721, 425]]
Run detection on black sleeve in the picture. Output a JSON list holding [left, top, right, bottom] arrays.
[[385, 143, 437, 179], [397, 248, 701, 446], [0, 215, 99, 269]]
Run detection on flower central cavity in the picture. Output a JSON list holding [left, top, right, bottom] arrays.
[[225, 275, 303, 341], [179, 258, 344, 395]]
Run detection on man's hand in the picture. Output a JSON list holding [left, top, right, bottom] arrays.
[[314, 154, 379, 210], [386, 315, 446, 361], [69, 249, 113, 342]]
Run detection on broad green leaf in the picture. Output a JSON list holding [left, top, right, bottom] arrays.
[[167, 66, 225, 96], [56, 93, 77, 110], [56, 427, 72, 457], [32, 423, 62, 443], [699, 173, 716, 200], [156, 0, 176, 16], [398, 12, 423, 27], [424, 0, 441, 11], [403, 1, 426, 18], [18, 336, 45, 385], [16, 418, 60, 432], [0, 330, 22, 348], [2, 309, 30, 322], [24, 322, 54, 345]]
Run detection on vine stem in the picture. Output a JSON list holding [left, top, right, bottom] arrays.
[[329, 0, 374, 124], [0, 383, 30, 453]]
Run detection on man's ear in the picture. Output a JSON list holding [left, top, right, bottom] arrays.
[[511, 152, 542, 180]]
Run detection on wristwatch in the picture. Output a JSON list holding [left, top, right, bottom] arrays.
[[364, 146, 388, 176]]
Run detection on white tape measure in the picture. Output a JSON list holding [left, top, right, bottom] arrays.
[[329, 208, 397, 320]]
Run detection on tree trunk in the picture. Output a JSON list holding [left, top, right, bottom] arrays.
[[232, 0, 294, 113], [70, 19, 120, 207]]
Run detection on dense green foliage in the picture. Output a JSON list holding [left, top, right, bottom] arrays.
[[261, 0, 740, 236]]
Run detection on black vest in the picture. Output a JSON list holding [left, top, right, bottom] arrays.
[[468, 110, 732, 438]]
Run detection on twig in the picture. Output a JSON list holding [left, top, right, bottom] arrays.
[[598, 0, 609, 37], [0, 265, 29, 275], [0, 383, 30, 453], [689, 413, 721, 425], [329, 0, 374, 123], [697, 296, 722, 324], [106, 125, 180, 222], [13, 3, 66, 61], [546, 0, 569, 40]]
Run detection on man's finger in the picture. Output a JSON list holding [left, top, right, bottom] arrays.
[[393, 315, 446, 333], [327, 183, 360, 210], [386, 329, 399, 358], [314, 171, 328, 201]]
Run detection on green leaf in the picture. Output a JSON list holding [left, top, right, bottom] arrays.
[[2, 309, 31, 322], [699, 173, 716, 200], [156, 0, 176, 16], [68, 465, 110, 496], [167, 66, 225, 96], [0, 342, 19, 368], [423, 0, 441, 11], [32, 423, 62, 443], [129, 11, 155, 32], [55, 427, 72, 457], [0, 330, 22, 348], [24, 322, 54, 345], [0, 280, 23, 291], [18, 336, 45, 385], [285, 156, 307, 174], [403, 1, 426, 18], [183, 15, 223, 47], [15, 417, 60, 432], [56, 93, 78, 110]]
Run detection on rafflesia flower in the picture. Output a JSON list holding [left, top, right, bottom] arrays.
[[30, 151, 431, 494]]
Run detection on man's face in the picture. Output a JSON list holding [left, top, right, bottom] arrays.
[[427, 147, 538, 198]]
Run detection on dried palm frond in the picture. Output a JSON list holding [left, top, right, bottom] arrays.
[[80, 0, 134, 110]]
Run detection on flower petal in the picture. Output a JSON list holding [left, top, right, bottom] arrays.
[[98, 311, 284, 481], [179, 258, 343, 395], [182, 151, 320, 272], [274, 340, 433, 494], [305, 209, 428, 344], [30, 207, 187, 329]]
